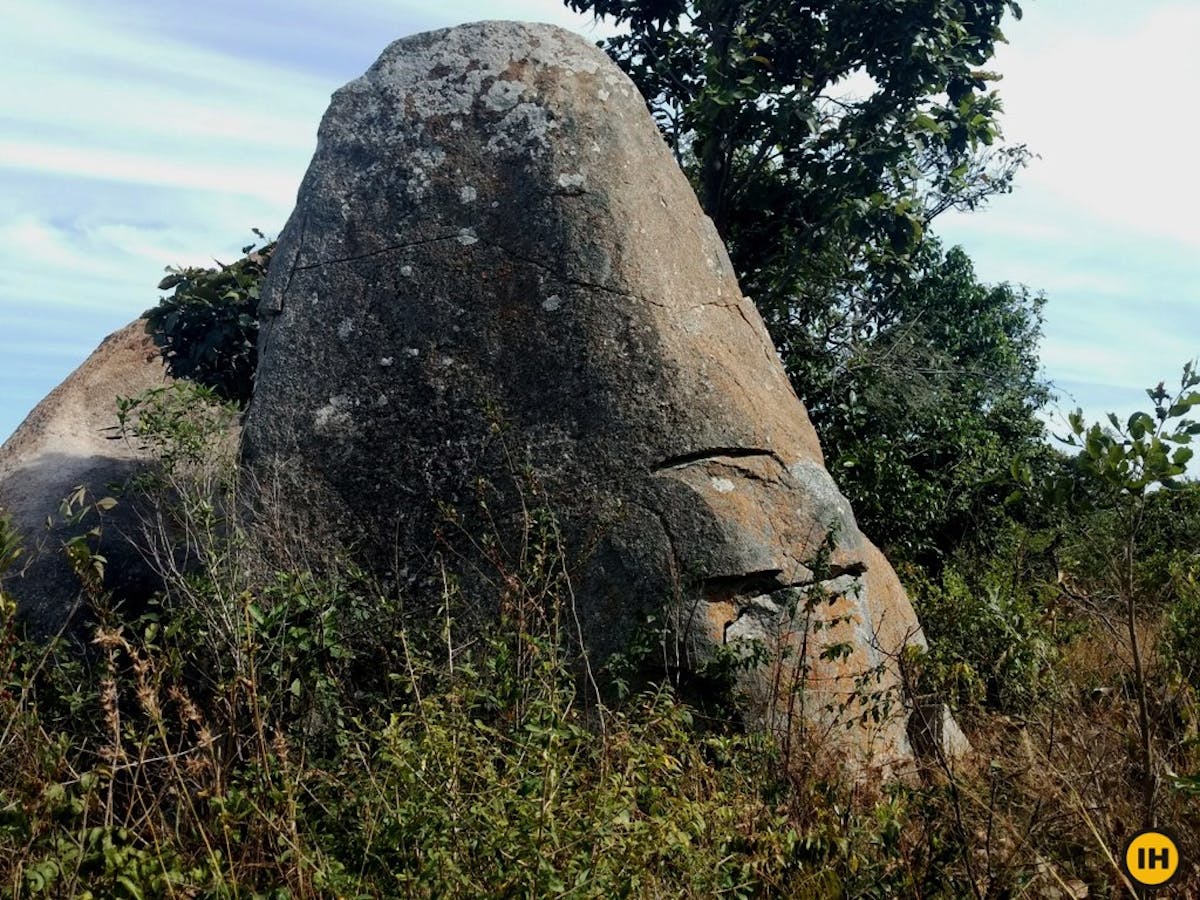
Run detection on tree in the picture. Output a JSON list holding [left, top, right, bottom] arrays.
[[566, 0, 1042, 562], [816, 240, 1049, 566], [1063, 363, 1200, 828], [564, 0, 1027, 309], [144, 236, 274, 405]]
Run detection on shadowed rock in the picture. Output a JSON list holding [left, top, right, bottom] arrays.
[[243, 21, 951, 770], [0, 320, 168, 639]]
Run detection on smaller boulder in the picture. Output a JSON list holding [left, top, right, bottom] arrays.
[[0, 320, 170, 638]]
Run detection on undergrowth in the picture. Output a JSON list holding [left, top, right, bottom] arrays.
[[0, 518, 966, 898], [1, 385, 1199, 897]]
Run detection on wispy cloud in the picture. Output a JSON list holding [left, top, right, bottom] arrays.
[[0, 141, 303, 202], [0, 0, 324, 203], [934, 2, 1200, 431]]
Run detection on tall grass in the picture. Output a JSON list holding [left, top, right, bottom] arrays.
[[0, 385, 1197, 897]]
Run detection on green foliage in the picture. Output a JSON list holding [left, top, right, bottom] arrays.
[[1065, 362, 1200, 495], [0, 387, 962, 896], [116, 382, 241, 476], [335, 667, 792, 896], [0, 509, 20, 584], [1053, 365, 1200, 610], [813, 241, 1049, 565], [1049, 478, 1200, 621], [566, 0, 1027, 256], [1164, 561, 1200, 692], [904, 547, 1059, 716], [0, 484, 953, 897], [1164, 562, 1200, 802], [22, 826, 192, 899], [5, 377, 1200, 894], [0, 565, 981, 897], [1132, 483, 1200, 602], [112, 382, 244, 625], [54, 485, 121, 601], [144, 234, 273, 405], [0, 509, 22, 701], [1060, 362, 1200, 828]]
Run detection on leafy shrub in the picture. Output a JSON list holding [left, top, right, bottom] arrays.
[[116, 382, 240, 474], [1131, 482, 1200, 606], [0, 509, 23, 699], [0, 384, 981, 897], [904, 555, 1059, 716], [0, 509, 20, 584], [6, 379, 1200, 895], [1165, 561, 1200, 691], [144, 234, 272, 404]]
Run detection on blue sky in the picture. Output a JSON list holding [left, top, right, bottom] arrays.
[[0, 0, 1196, 444]]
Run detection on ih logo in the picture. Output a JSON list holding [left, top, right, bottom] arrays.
[[1123, 829, 1181, 888]]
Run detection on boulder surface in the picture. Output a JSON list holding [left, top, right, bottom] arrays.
[[0, 320, 169, 638], [244, 21, 940, 769]]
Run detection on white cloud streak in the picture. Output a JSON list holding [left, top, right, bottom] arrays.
[[935, 1, 1200, 429], [0, 141, 303, 203]]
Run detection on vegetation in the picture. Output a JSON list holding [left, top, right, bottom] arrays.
[[811, 240, 1049, 567], [0, 392, 990, 896], [1060, 365, 1200, 828], [1, 372, 1199, 895], [565, 0, 1027, 252], [144, 234, 273, 406]]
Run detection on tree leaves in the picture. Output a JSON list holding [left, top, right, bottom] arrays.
[[143, 237, 274, 405], [1067, 362, 1200, 497], [784, 239, 1049, 566]]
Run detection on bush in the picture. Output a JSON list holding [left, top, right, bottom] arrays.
[[143, 235, 272, 405], [0, 384, 982, 897], [1165, 561, 1200, 691], [904, 549, 1060, 717], [1134, 483, 1200, 606], [6, 374, 1200, 896]]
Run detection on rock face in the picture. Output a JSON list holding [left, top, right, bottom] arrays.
[[0, 320, 169, 638], [244, 21, 939, 769]]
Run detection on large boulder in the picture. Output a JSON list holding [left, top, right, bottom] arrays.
[[0, 320, 169, 639], [243, 21, 943, 770]]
